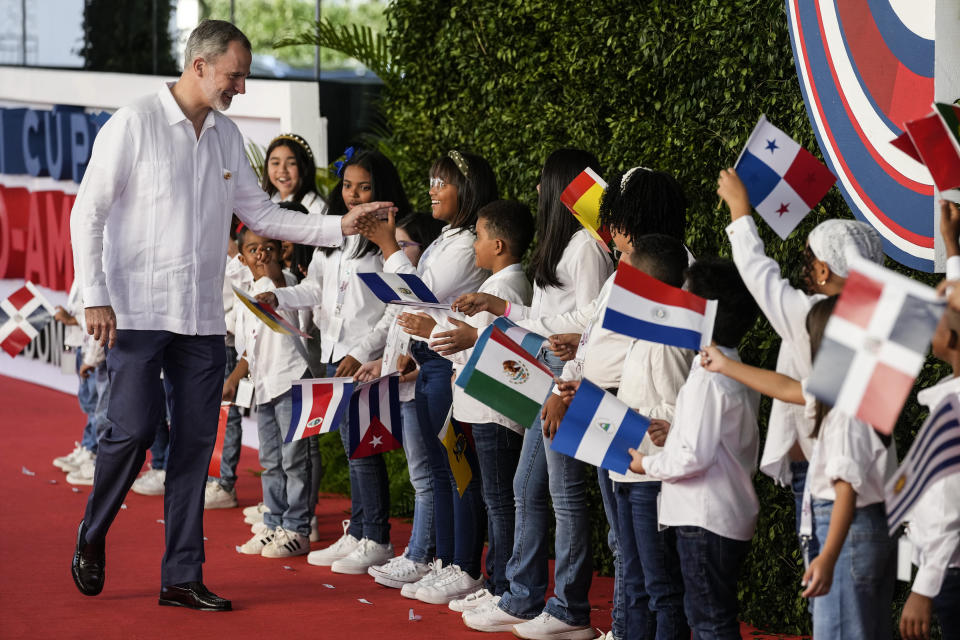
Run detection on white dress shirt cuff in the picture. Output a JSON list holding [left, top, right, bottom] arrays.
[[724, 214, 759, 242], [912, 564, 946, 599], [947, 255, 960, 282], [83, 285, 112, 308], [383, 250, 414, 274]]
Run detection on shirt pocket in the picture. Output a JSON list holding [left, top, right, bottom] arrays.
[[151, 267, 191, 316]]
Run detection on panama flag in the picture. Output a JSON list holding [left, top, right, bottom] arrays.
[[455, 325, 555, 428], [285, 377, 355, 443], [348, 374, 403, 459], [885, 394, 960, 534], [560, 167, 613, 252], [806, 255, 944, 436], [891, 103, 960, 195], [491, 316, 546, 357], [551, 379, 651, 474], [0, 282, 55, 357], [438, 408, 477, 497], [734, 115, 837, 239], [357, 272, 443, 307], [602, 260, 716, 351]]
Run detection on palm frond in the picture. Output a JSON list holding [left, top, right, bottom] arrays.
[[274, 18, 397, 85], [245, 140, 266, 182]]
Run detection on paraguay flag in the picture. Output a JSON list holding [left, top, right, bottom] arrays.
[[735, 115, 837, 239], [560, 168, 613, 252], [348, 374, 403, 459], [885, 394, 960, 534], [491, 317, 546, 357], [0, 282, 55, 357], [806, 255, 944, 436], [358, 272, 441, 306], [551, 379, 651, 474], [285, 377, 354, 442], [601, 260, 716, 351], [455, 325, 555, 428]]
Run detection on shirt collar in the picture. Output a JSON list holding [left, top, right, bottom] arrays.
[[917, 375, 960, 410], [159, 81, 216, 131], [487, 263, 523, 280]]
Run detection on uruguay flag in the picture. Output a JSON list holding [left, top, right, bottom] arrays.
[[551, 379, 650, 474], [358, 272, 440, 306], [602, 260, 716, 351], [492, 317, 546, 358], [0, 282, 55, 357], [734, 115, 836, 239], [285, 377, 354, 442], [348, 374, 403, 459]]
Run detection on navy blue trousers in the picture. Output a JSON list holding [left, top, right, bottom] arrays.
[[82, 330, 226, 586]]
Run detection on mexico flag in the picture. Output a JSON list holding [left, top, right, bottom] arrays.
[[560, 168, 613, 252], [806, 255, 944, 435], [285, 377, 354, 442], [348, 374, 403, 459], [0, 282, 55, 357], [455, 325, 554, 428]]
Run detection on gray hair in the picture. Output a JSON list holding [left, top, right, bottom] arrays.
[[183, 19, 251, 67]]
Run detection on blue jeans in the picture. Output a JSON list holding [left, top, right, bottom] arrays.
[[616, 481, 688, 640], [472, 421, 523, 595], [411, 341, 485, 577], [935, 567, 960, 640], [499, 350, 593, 626], [210, 343, 243, 491], [147, 377, 173, 471], [598, 467, 625, 639], [257, 390, 312, 535], [401, 399, 434, 563], [810, 500, 895, 639], [77, 348, 99, 452], [675, 526, 749, 639], [790, 460, 819, 560]]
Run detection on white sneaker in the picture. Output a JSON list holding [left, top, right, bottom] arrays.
[[416, 564, 486, 604], [130, 468, 166, 496], [368, 552, 430, 588], [250, 520, 270, 535], [462, 598, 528, 632], [306, 520, 359, 566], [243, 502, 268, 519], [66, 459, 96, 486], [512, 612, 595, 640], [53, 443, 86, 471], [204, 480, 238, 509], [330, 538, 394, 574], [309, 515, 320, 542], [262, 527, 309, 558], [238, 528, 274, 555], [400, 559, 449, 599], [449, 587, 494, 612]]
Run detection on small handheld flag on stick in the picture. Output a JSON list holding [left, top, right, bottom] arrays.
[[286, 377, 355, 442], [560, 168, 613, 252], [232, 285, 311, 338], [0, 282, 55, 357], [358, 272, 441, 307], [885, 395, 960, 535], [806, 254, 944, 435], [551, 379, 651, 474], [491, 317, 547, 357], [891, 103, 960, 195], [437, 408, 476, 497], [348, 374, 403, 459], [601, 260, 716, 351], [734, 115, 836, 239], [208, 404, 230, 477]]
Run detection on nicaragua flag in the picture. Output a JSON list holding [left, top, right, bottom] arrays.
[[560, 168, 613, 252], [0, 281, 55, 358], [491, 316, 546, 358], [734, 115, 836, 239], [885, 394, 960, 534], [601, 260, 716, 351], [286, 377, 354, 442], [358, 272, 440, 306], [806, 254, 944, 436], [348, 374, 403, 459], [551, 379, 651, 474], [456, 325, 555, 428]]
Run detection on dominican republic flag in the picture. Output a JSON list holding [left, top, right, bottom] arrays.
[[885, 394, 960, 534], [455, 325, 555, 428], [232, 286, 310, 338], [551, 379, 651, 474], [285, 377, 355, 442], [491, 317, 546, 357], [0, 282, 55, 357], [734, 115, 837, 239], [806, 255, 944, 436], [358, 272, 442, 307], [601, 260, 716, 351], [560, 168, 613, 252], [438, 408, 477, 497], [891, 103, 960, 195], [348, 374, 403, 459]]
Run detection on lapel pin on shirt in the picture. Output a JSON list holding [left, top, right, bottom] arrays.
[[223, 169, 232, 180]]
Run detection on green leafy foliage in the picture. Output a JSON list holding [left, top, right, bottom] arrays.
[[275, 17, 397, 84]]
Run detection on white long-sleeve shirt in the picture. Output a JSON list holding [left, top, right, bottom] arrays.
[[643, 348, 761, 541], [70, 82, 346, 336], [726, 215, 822, 486]]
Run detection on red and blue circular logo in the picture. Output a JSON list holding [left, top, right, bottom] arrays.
[[787, 0, 935, 272]]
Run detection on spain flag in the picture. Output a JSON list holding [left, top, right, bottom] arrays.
[[560, 168, 612, 252]]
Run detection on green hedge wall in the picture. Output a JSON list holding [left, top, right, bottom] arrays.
[[313, 1, 945, 634]]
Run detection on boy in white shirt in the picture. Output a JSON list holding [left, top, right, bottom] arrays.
[[628, 257, 760, 639], [225, 228, 312, 558]]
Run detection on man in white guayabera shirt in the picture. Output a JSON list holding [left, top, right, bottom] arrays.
[[68, 20, 394, 611]]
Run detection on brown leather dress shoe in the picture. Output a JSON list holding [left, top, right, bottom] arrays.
[[158, 582, 232, 611], [71, 521, 105, 596]]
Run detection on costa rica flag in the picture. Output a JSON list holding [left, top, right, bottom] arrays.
[[348, 374, 403, 459], [286, 377, 354, 442], [0, 282, 55, 357]]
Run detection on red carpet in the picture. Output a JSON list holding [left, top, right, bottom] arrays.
[[0, 374, 798, 639]]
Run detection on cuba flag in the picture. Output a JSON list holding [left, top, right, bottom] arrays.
[[358, 272, 441, 306], [286, 377, 354, 442], [602, 260, 716, 351], [551, 379, 650, 474], [735, 115, 837, 239], [348, 374, 403, 459]]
